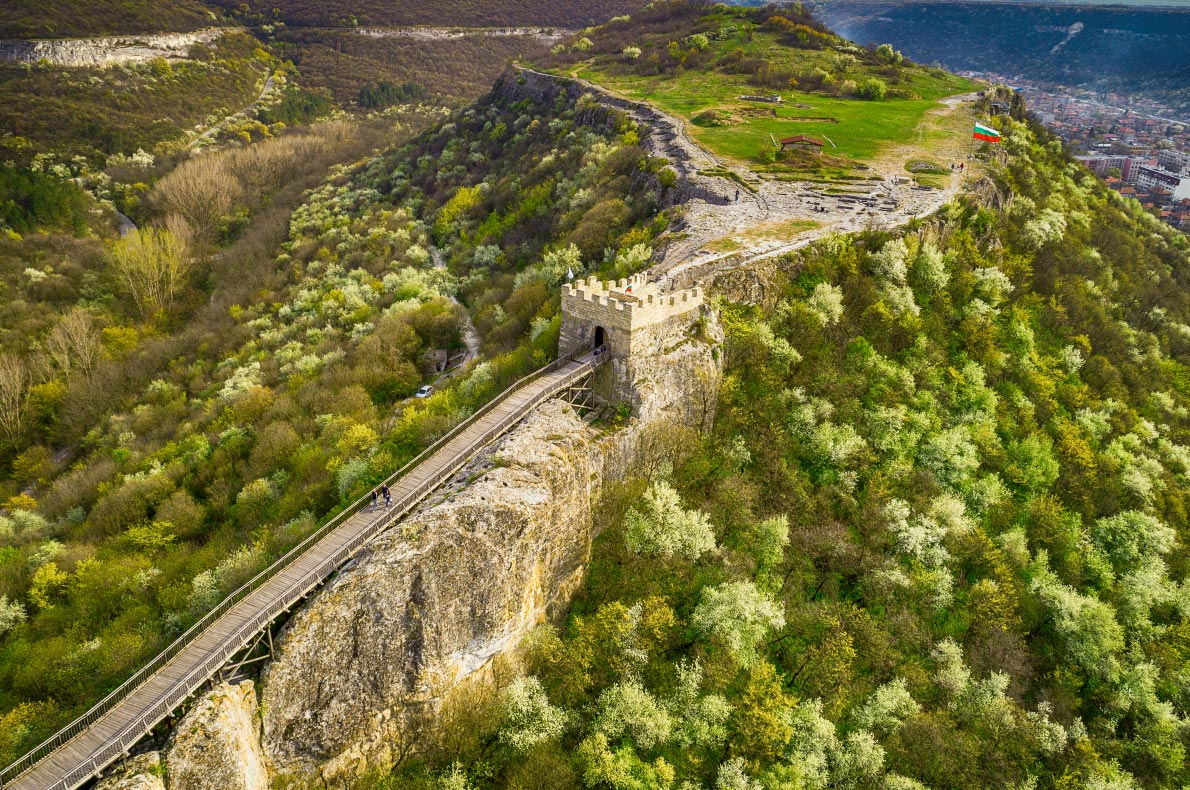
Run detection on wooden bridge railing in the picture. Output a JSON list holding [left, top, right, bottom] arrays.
[[0, 352, 604, 790]]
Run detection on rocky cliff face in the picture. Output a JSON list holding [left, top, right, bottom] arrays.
[[94, 753, 164, 790], [258, 309, 721, 784], [95, 306, 721, 789], [0, 28, 231, 67], [166, 681, 268, 790], [260, 400, 596, 780]]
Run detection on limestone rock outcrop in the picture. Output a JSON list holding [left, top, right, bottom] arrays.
[[259, 307, 721, 783], [166, 680, 268, 790], [0, 28, 233, 67], [261, 401, 596, 780], [94, 752, 164, 790]]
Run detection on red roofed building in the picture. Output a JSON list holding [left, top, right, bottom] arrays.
[[780, 135, 825, 152]]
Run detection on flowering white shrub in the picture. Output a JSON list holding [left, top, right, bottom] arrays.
[[439, 763, 472, 790], [885, 498, 948, 567], [787, 698, 837, 786], [884, 775, 930, 790], [1030, 564, 1124, 680], [917, 426, 980, 489], [499, 676, 568, 752], [595, 680, 673, 749], [516, 243, 583, 289], [807, 282, 845, 325], [932, 637, 971, 696], [692, 581, 785, 667], [910, 240, 949, 292], [830, 731, 885, 789], [1023, 209, 1067, 249], [971, 266, 1014, 307], [853, 677, 920, 733], [1103, 434, 1166, 505], [1026, 702, 1069, 755], [0, 595, 26, 637], [753, 322, 802, 369], [670, 660, 731, 749], [0, 510, 49, 546], [219, 362, 262, 401], [337, 457, 371, 500], [811, 421, 868, 468], [624, 480, 716, 561], [615, 243, 654, 272], [870, 239, 909, 284], [716, 758, 762, 790], [1091, 510, 1175, 572]]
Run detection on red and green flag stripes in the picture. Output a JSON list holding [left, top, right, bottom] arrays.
[[974, 122, 1002, 142]]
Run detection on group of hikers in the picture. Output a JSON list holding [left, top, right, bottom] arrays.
[[950, 162, 966, 172], [370, 485, 392, 510]]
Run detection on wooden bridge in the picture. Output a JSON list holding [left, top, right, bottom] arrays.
[[0, 352, 606, 790]]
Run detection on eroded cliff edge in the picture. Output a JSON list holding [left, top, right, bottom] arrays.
[[255, 305, 721, 784]]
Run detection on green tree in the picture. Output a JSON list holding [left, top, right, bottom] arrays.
[[623, 480, 716, 561], [693, 581, 785, 667]]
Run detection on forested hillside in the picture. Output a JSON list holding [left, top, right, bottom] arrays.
[[375, 119, 1190, 789], [0, 0, 219, 38], [270, 30, 550, 107], [0, 74, 676, 765], [4, 1, 1190, 787], [207, 0, 642, 29], [0, 30, 274, 166]]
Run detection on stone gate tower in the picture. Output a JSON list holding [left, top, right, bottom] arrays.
[[560, 273, 708, 411]]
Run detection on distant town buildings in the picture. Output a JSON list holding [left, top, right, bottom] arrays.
[[1135, 165, 1190, 201], [962, 70, 1190, 231]]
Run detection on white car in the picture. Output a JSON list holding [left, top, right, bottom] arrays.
[[415, 385, 433, 399]]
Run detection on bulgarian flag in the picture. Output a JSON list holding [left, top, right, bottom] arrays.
[[974, 122, 1002, 143]]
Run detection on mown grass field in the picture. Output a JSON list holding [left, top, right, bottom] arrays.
[[558, 22, 974, 174]]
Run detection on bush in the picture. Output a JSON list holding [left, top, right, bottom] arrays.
[[0, 167, 89, 235], [356, 81, 427, 109]]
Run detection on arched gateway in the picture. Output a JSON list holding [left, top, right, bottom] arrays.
[[560, 273, 706, 407]]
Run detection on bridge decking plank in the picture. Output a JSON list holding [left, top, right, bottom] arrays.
[[6, 357, 597, 790]]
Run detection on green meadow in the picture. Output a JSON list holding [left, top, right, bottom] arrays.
[[558, 22, 975, 173]]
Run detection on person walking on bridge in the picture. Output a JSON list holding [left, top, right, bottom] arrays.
[[371, 488, 378, 511], [382, 484, 392, 509]]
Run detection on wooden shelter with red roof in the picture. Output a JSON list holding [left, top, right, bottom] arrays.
[[780, 135, 825, 152]]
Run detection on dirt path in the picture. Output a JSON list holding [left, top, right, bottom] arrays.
[[188, 70, 278, 150], [432, 247, 481, 364]]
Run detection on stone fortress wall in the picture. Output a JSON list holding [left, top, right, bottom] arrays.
[[561, 273, 706, 353], [561, 273, 708, 411]]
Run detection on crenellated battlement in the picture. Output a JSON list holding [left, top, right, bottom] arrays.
[[561, 274, 704, 334]]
